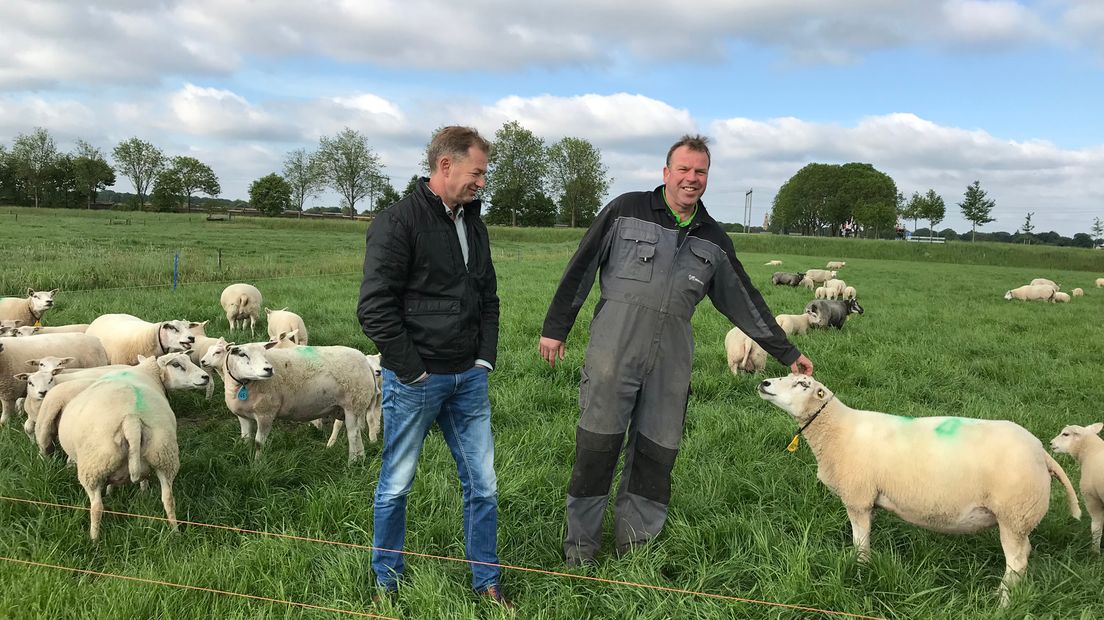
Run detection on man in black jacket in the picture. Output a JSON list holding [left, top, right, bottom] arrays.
[[358, 126, 510, 607], [539, 135, 814, 566]]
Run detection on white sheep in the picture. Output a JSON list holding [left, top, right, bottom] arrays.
[[0, 289, 58, 326], [799, 276, 815, 290], [823, 278, 847, 300], [1072, 288, 1084, 297], [758, 374, 1081, 607], [220, 283, 263, 334], [57, 352, 210, 539], [85, 314, 199, 365], [764, 260, 783, 266], [265, 308, 308, 345], [1053, 292, 1071, 303], [1003, 285, 1056, 302], [8, 324, 90, 337], [814, 286, 827, 300], [826, 261, 846, 269], [1029, 278, 1059, 291], [0, 319, 24, 329], [1096, 278, 1104, 288], [724, 327, 767, 374], [0, 334, 109, 425], [201, 339, 379, 463], [803, 269, 837, 285], [775, 313, 813, 336], [20, 361, 134, 440], [1050, 423, 1104, 554], [842, 286, 857, 300]]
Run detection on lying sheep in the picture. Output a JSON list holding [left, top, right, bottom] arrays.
[[1053, 292, 1071, 303], [0, 289, 58, 327], [758, 374, 1081, 607], [1004, 285, 1056, 302], [724, 327, 768, 374], [842, 286, 857, 300], [805, 299, 864, 329], [771, 272, 805, 287], [1030, 278, 1059, 291], [823, 278, 847, 300], [57, 353, 210, 539], [1097, 278, 1104, 288], [0, 334, 109, 425], [775, 313, 813, 336], [220, 283, 263, 335], [0, 319, 24, 329], [1050, 423, 1104, 554], [201, 339, 379, 463], [266, 308, 308, 345], [826, 261, 846, 269], [764, 260, 783, 266], [85, 314, 198, 365], [1072, 288, 1084, 297], [803, 269, 836, 285], [6, 324, 90, 336]]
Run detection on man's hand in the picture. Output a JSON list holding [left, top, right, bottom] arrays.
[[790, 354, 814, 376], [539, 336, 566, 368]]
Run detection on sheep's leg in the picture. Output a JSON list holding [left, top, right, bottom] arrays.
[[326, 419, 344, 449], [249, 316, 255, 336], [157, 468, 178, 532], [310, 419, 324, 432], [253, 415, 274, 460], [343, 409, 364, 463], [0, 398, 14, 425], [235, 415, 255, 441], [23, 415, 35, 440], [81, 480, 105, 540], [1086, 495, 1103, 554], [845, 505, 873, 562], [996, 525, 1031, 608]]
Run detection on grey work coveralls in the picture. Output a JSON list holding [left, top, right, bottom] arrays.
[[541, 187, 800, 562]]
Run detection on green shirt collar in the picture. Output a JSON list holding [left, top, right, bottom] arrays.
[[662, 189, 697, 228]]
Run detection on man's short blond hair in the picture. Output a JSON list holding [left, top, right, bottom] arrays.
[[666, 134, 711, 167], [427, 126, 491, 173]]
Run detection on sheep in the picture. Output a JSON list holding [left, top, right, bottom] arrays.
[[1050, 423, 1104, 554], [771, 272, 806, 287], [7, 324, 90, 337], [799, 276, 815, 290], [1096, 278, 1104, 288], [823, 278, 847, 300], [201, 339, 379, 463], [842, 286, 857, 300], [757, 374, 1081, 607], [0, 289, 58, 327], [814, 286, 827, 299], [1072, 288, 1084, 297], [805, 299, 864, 329], [1053, 292, 1071, 303], [19, 361, 135, 440], [764, 260, 783, 266], [724, 327, 767, 374], [826, 261, 846, 269], [803, 269, 837, 285], [57, 352, 210, 539], [220, 283, 263, 335], [1029, 278, 1059, 291], [0, 334, 109, 424], [775, 313, 813, 336], [85, 314, 198, 365], [0, 319, 24, 329], [0, 326, 18, 337], [265, 308, 308, 345], [1003, 285, 1056, 302]]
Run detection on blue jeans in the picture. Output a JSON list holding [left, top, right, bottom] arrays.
[[372, 366, 500, 592]]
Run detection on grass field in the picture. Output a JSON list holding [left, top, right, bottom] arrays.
[[1, 207, 1103, 619]]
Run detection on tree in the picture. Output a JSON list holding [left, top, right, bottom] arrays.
[[1091, 217, 1104, 248], [373, 182, 401, 212], [546, 137, 611, 227], [168, 156, 220, 212], [112, 138, 166, 209], [1072, 233, 1095, 249], [852, 200, 897, 239], [1020, 212, 1035, 244], [11, 127, 57, 208], [44, 153, 77, 208], [316, 127, 384, 217], [249, 173, 292, 217], [485, 121, 547, 227], [919, 189, 945, 240], [402, 174, 419, 198], [150, 169, 183, 212], [771, 162, 896, 236], [958, 180, 996, 242], [283, 148, 325, 212], [72, 140, 115, 209]]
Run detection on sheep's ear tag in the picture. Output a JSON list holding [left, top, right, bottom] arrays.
[[786, 435, 800, 452], [237, 385, 249, 401], [33, 321, 42, 327], [816, 388, 825, 399]]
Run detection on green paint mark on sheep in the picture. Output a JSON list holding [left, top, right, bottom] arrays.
[[934, 418, 964, 438], [130, 384, 147, 413], [296, 346, 320, 358]]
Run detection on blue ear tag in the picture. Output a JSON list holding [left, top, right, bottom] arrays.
[[237, 385, 249, 401]]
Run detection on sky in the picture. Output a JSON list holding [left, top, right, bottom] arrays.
[[1, 0, 1102, 236]]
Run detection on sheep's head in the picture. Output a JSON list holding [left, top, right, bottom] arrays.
[[188, 320, 209, 337], [14, 366, 65, 399], [0, 326, 17, 337], [13, 326, 41, 336], [157, 352, 211, 390], [1003, 290, 1013, 300], [225, 341, 276, 381], [199, 338, 231, 369], [1051, 423, 1104, 456], [847, 299, 865, 315], [757, 374, 835, 422], [26, 288, 57, 315], [159, 320, 198, 352], [268, 330, 300, 349]]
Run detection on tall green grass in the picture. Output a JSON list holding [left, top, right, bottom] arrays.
[[1, 207, 1103, 618]]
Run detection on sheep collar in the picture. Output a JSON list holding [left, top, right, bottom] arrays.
[[223, 353, 251, 401], [156, 324, 169, 355], [786, 395, 834, 453]]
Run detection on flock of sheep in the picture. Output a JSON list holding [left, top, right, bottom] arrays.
[[0, 285, 382, 540], [1004, 276, 1104, 303]]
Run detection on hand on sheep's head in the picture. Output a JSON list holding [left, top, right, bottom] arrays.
[[790, 354, 814, 376]]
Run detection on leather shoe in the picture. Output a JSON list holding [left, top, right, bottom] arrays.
[[478, 585, 515, 610]]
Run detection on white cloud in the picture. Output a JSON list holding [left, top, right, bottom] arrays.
[[941, 0, 1051, 47]]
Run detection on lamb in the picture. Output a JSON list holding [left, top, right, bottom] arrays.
[[803, 269, 836, 285], [1003, 285, 1056, 302], [7, 324, 90, 336], [799, 276, 815, 290], [1072, 288, 1084, 297], [265, 308, 308, 345], [20, 361, 133, 440], [1053, 292, 1071, 303], [724, 327, 767, 374], [0, 334, 109, 424], [85, 314, 198, 365], [814, 286, 827, 300], [1097, 278, 1104, 288], [57, 352, 210, 539], [771, 272, 805, 287], [0, 289, 58, 326], [823, 278, 847, 300], [805, 299, 864, 329], [764, 260, 783, 266], [757, 374, 1081, 607], [826, 261, 846, 269], [1029, 278, 1059, 291], [775, 313, 813, 336], [220, 283, 263, 334], [1050, 423, 1104, 554], [201, 339, 379, 463], [842, 286, 857, 300]]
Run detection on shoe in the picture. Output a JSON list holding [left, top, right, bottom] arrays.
[[478, 585, 516, 610], [371, 587, 397, 605], [565, 555, 596, 569]]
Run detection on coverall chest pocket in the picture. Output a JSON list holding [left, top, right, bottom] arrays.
[[677, 242, 716, 305], [615, 226, 659, 282]]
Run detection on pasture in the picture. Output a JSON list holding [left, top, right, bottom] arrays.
[[2, 207, 1103, 619]]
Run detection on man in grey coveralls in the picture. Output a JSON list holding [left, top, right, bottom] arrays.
[[538, 134, 815, 566]]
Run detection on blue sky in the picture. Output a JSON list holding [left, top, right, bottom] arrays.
[[2, 0, 1102, 235]]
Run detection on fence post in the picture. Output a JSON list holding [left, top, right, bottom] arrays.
[[173, 252, 179, 291], [217, 248, 222, 271]]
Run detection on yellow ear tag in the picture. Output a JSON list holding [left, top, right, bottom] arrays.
[[786, 435, 800, 452], [34, 321, 42, 327]]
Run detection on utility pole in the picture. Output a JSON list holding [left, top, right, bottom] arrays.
[[744, 188, 753, 232]]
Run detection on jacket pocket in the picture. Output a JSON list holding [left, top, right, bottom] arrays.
[[405, 298, 461, 315], [616, 226, 658, 282]]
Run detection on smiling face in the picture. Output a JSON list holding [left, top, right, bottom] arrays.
[[663, 146, 710, 214], [436, 146, 488, 207], [757, 374, 834, 421]]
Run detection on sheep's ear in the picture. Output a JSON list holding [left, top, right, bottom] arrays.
[[137, 354, 152, 364], [11, 320, 23, 327], [51, 367, 64, 376], [815, 387, 826, 399], [25, 359, 42, 368], [26, 288, 35, 296], [1088, 423, 1103, 436], [227, 346, 240, 355], [265, 307, 272, 315], [263, 340, 278, 350], [49, 288, 58, 295], [13, 373, 30, 381]]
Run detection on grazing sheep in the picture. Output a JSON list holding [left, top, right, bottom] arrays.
[[220, 283, 263, 334], [7, 324, 90, 336], [265, 308, 308, 345], [758, 374, 1081, 607], [1096, 278, 1104, 288], [771, 272, 806, 287], [826, 261, 846, 269], [799, 276, 815, 290], [1050, 423, 1104, 554], [0, 334, 109, 425], [824, 278, 847, 300], [0, 289, 58, 327], [1003, 285, 1056, 302], [805, 299, 864, 329], [57, 353, 210, 539], [803, 269, 837, 285], [775, 313, 813, 336], [724, 327, 767, 374], [764, 260, 783, 266], [201, 339, 379, 463], [842, 286, 857, 300], [85, 314, 198, 365], [1030, 278, 1059, 291], [1053, 292, 1071, 303], [1072, 288, 1084, 297], [814, 286, 827, 300]]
